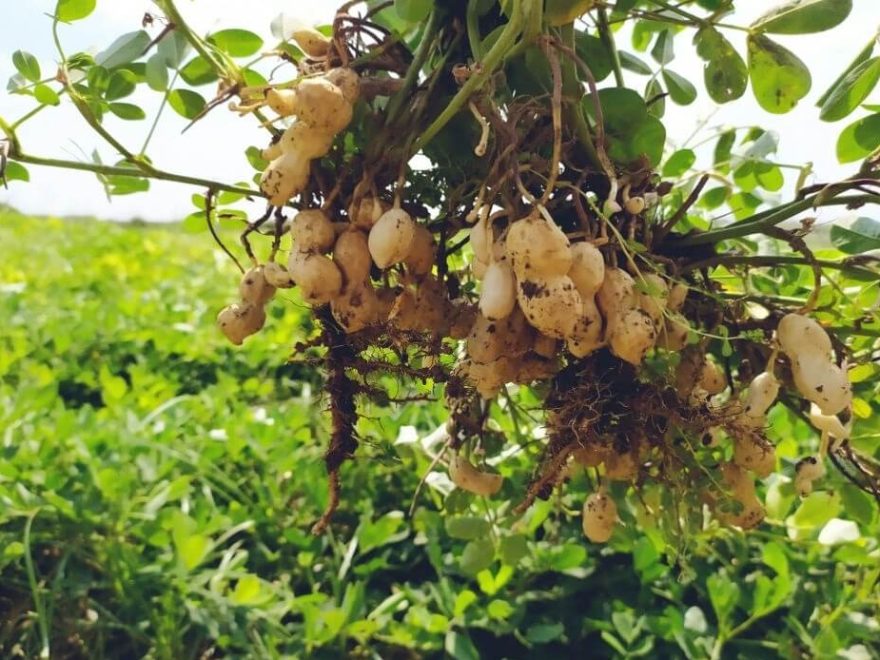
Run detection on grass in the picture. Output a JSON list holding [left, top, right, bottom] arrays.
[[0, 208, 876, 659]]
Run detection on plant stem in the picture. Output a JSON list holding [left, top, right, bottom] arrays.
[[672, 194, 880, 247], [385, 9, 441, 126], [156, 0, 231, 80], [140, 70, 180, 155], [597, 6, 625, 88], [11, 104, 49, 130], [10, 151, 259, 197], [414, 0, 530, 151], [682, 254, 878, 279], [24, 511, 50, 659]]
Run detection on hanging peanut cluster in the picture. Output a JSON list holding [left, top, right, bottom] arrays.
[[210, 19, 863, 541]]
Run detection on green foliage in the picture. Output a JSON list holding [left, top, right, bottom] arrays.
[[0, 209, 877, 657]]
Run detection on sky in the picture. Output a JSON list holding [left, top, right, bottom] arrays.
[[0, 1, 877, 221]]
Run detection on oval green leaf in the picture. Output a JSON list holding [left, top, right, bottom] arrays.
[[56, 0, 96, 22], [747, 34, 811, 114], [830, 217, 880, 254], [145, 53, 169, 92], [34, 84, 60, 106], [106, 70, 138, 101], [207, 29, 263, 58], [752, 0, 852, 35], [662, 69, 697, 105], [179, 56, 218, 86], [12, 51, 41, 83], [395, 0, 432, 22], [836, 113, 880, 162], [819, 57, 880, 122], [109, 102, 146, 121], [663, 149, 696, 177], [96, 31, 151, 70], [168, 89, 206, 119], [694, 27, 748, 104]]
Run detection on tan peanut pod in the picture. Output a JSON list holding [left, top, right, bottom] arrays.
[[287, 252, 342, 304], [506, 213, 572, 279], [449, 455, 503, 495], [517, 276, 582, 339], [291, 209, 336, 253]]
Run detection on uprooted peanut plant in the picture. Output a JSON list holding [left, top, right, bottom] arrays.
[[3, 0, 880, 546]]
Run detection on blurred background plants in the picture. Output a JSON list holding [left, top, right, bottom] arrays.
[[0, 206, 876, 658]]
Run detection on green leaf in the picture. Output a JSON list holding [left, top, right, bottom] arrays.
[[460, 538, 494, 576], [445, 631, 479, 660], [12, 51, 41, 82], [787, 491, 841, 540], [619, 51, 652, 75], [145, 54, 169, 92], [56, 0, 96, 22], [168, 89, 206, 119], [445, 516, 491, 540], [499, 534, 529, 565], [651, 30, 674, 66], [33, 84, 60, 106], [585, 88, 666, 166], [662, 69, 697, 105], [3, 161, 30, 183], [208, 29, 263, 58], [755, 162, 784, 191], [714, 129, 736, 171], [699, 186, 730, 210], [830, 217, 880, 254], [575, 33, 612, 82], [487, 599, 514, 620], [817, 38, 875, 107], [231, 574, 264, 605], [836, 113, 880, 163], [157, 30, 191, 68], [707, 572, 740, 629], [358, 511, 406, 553], [105, 70, 138, 101], [694, 27, 748, 103], [663, 149, 696, 177], [752, 0, 852, 35], [747, 34, 812, 114], [176, 533, 211, 570], [526, 622, 565, 644], [96, 31, 151, 69], [819, 57, 880, 122], [179, 56, 218, 86], [395, 0, 432, 22], [839, 484, 876, 526], [453, 589, 477, 617], [107, 175, 149, 196], [108, 102, 146, 121], [645, 77, 665, 118]]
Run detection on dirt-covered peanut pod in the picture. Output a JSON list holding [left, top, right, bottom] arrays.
[[334, 228, 372, 284], [720, 462, 765, 529], [461, 357, 515, 398], [777, 313, 833, 358], [506, 213, 572, 279], [657, 312, 691, 351], [324, 68, 361, 104], [467, 309, 533, 364], [740, 370, 780, 427], [288, 252, 342, 304], [791, 353, 852, 416], [732, 435, 776, 478], [263, 262, 294, 288], [808, 403, 850, 442], [268, 78, 353, 134], [479, 259, 517, 321], [566, 297, 604, 357], [291, 28, 331, 58], [239, 266, 276, 306], [636, 273, 669, 327], [260, 153, 311, 206], [596, 267, 636, 336], [533, 333, 558, 359], [389, 276, 452, 334], [667, 283, 688, 312], [217, 302, 267, 345], [404, 224, 436, 277], [568, 242, 605, 297], [291, 209, 336, 254], [604, 450, 639, 482], [349, 195, 385, 230], [332, 280, 380, 333], [368, 208, 416, 269], [699, 359, 727, 395], [609, 308, 657, 365], [794, 456, 826, 496], [516, 276, 582, 339], [582, 490, 618, 543], [448, 455, 503, 496], [278, 121, 336, 160]]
